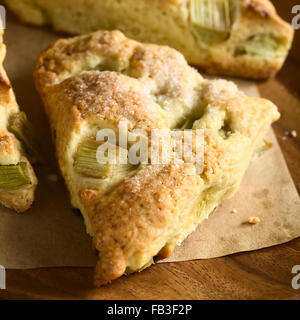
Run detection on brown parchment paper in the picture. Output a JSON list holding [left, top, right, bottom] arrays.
[[0, 14, 299, 269]]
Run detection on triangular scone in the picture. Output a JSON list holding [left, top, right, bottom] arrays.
[[7, 0, 293, 79], [0, 30, 38, 212], [34, 31, 279, 286]]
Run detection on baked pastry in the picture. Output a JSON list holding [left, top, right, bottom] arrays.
[[0, 30, 38, 212], [7, 0, 294, 79], [34, 30, 279, 286]]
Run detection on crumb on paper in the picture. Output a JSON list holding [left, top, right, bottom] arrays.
[[231, 208, 238, 214], [282, 131, 297, 140], [291, 130, 297, 138], [248, 216, 260, 224], [48, 174, 58, 182]]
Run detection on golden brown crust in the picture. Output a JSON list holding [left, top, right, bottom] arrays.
[[0, 30, 38, 212], [34, 30, 280, 285], [81, 164, 203, 285], [7, 0, 294, 79]]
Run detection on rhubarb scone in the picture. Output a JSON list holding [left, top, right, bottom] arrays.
[[7, 0, 294, 79], [34, 30, 279, 286], [0, 30, 38, 212]]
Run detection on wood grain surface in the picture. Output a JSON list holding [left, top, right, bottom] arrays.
[[0, 0, 299, 300]]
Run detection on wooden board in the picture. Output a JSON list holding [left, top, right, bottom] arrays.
[[0, 0, 299, 300]]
